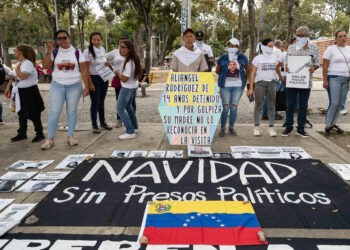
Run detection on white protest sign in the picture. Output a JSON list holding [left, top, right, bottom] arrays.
[[328, 163, 350, 180], [286, 56, 311, 89], [96, 63, 115, 82]]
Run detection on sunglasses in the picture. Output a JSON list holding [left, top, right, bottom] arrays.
[[57, 36, 68, 41]]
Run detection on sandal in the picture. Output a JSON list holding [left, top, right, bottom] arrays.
[[67, 137, 78, 146], [41, 139, 55, 150]]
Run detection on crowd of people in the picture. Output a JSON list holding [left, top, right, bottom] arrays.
[[0, 25, 349, 150]]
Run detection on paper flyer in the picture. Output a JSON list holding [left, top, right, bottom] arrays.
[[7, 160, 54, 170], [166, 150, 184, 158], [188, 145, 213, 157], [17, 172, 70, 192], [0, 172, 37, 192], [110, 150, 131, 158], [129, 151, 148, 158], [329, 163, 350, 180], [147, 151, 166, 158], [55, 154, 94, 169]]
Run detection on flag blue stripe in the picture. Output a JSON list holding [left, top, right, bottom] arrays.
[[145, 212, 260, 228]]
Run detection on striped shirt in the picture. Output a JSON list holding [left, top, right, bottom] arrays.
[[286, 43, 320, 88]]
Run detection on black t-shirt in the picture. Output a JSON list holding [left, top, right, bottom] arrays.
[[139, 69, 149, 83]]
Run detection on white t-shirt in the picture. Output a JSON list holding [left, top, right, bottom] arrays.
[[194, 42, 214, 57], [51, 46, 86, 85], [17, 60, 38, 88], [224, 60, 242, 87], [83, 46, 107, 75], [106, 49, 125, 71], [121, 60, 138, 89], [323, 45, 350, 77], [278, 52, 287, 77], [252, 54, 278, 82]]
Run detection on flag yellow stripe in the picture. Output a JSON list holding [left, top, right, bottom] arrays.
[[147, 201, 255, 214]]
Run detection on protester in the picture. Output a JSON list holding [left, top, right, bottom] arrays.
[[216, 38, 249, 137], [247, 38, 278, 137], [41, 30, 91, 150], [194, 31, 215, 72], [323, 30, 350, 136], [138, 64, 149, 97], [83, 32, 112, 134], [4, 44, 45, 142], [272, 40, 283, 59], [0, 60, 14, 125], [283, 26, 320, 138], [170, 28, 208, 72], [114, 39, 141, 139]]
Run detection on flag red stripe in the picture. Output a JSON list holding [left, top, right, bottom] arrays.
[[143, 226, 267, 245]]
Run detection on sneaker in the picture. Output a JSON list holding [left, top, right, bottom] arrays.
[[134, 129, 139, 133], [275, 114, 283, 120], [281, 127, 293, 137], [324, 127, 331, 137], [119, 133, 136, 139], [92, 126, 101, 134], [339, 109, 348, 115], [219, 128, 225, 137], [115, 120, 122, 128], [0, 119, 4, 125], [41, 139, 55, 150], [11, 134, 27, 142], [67, 137, 78, 146], [261, 116, 269, 120], [229, 127, 237, 136], [297, 130, 309, 138], [305, 120, 313, 128], [100, 123, 112, 130], [307, 108, 312, 113], [332, 125, 344, 134], [32, 134, 45, 143], [253, 126, 261, 136], [268, 127, 277, 137]]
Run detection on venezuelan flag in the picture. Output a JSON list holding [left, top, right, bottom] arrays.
[[141, 201, 266, 245]]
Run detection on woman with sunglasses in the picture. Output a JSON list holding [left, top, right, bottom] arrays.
[[41, 30, 92, 150], [115, 39, 141, 139], [83, 31, 112, 134]]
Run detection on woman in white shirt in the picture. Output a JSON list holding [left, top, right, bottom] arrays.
[[115, 39, 141, 139], [323, 30, 350, 136], [4, 45, 45, 142], [84, 32, 112, 134], [247, 38, 278, 137], [41, 30, 92, 150]]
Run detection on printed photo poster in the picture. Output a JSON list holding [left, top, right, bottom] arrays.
[[254, 147, 286, 159], [0, 172, 37, 192], [147, 151, 166, 158], [225, 60, 242, 87], [55, 154, 94, 170], [158, 72, 222, 146], [110, 150, 131, 158], [230, 146, 259, 159], [7, 160, 54, 170], [96, 63, 115, 82], [213, 152, 233, 158], [281, 147, 312, 160], [0, 199, 15, 212], [286, 55, 311, 89], [328, 163, 350, 181], [0, 203, 37, 237], [17, 172, 70, 192], [188, 145, 213, 158], [129, 151, 148, 158], [166, 150, 184, 158]]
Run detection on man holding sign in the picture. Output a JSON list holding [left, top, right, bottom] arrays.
[[282, 26, 320, 138]]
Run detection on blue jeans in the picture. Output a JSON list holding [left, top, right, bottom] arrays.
[[262, 81, 284, 117], [220, 87, 243, 129], [326, 75, 349, 127], [117, 87, 138, 134], [48, 81, 83, 138], [341, 89, 348, 110], [90, 75, 108, 127], [285, 88, 311, 131]]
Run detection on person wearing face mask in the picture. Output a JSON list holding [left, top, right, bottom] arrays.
[[216, 38, 250, 136], [282, 26, 320, 138], [170, 28, 208, 72], [247, 38, 278, 137], [194, 31, 215, 72]]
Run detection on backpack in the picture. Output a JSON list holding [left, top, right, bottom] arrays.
[[0, 64, 6, 85], [52, 48, 80, 71]]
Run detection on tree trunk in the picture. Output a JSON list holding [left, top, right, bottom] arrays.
[[77, 18, 84, 50], [157, 25, 172, 66], [134, 22, 144, 62], [286, 0, 294, 46], [42, 1, 57, 39], [81, 18, 85, 50], [69, 4, 75, 47], [0, 25, 11, 67], [234, 0, 244, 51], [211, 8, 217, 41], [257, 0, 271, 42], [248, 0, 256, 63]]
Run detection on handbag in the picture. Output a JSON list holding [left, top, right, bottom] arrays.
[[275, 84, 286, 111]]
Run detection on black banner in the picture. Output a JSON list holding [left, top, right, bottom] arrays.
[[22, 158, 350, 229], [1, 234, 350, 250]]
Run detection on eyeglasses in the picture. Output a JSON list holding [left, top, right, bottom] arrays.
[[57, 36, 68, 41], [119, 46, 128, 49]]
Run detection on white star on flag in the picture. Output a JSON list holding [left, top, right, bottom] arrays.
[[205, 214, 209, 217], [211, 216, 216, 219], [220, 224, 225, 227], [186, 219, 190, 222], [183, 223, 188, 227], [197, 213, 201, 216], [217, 219, 221, 222], [191, 216, 195, 219]]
